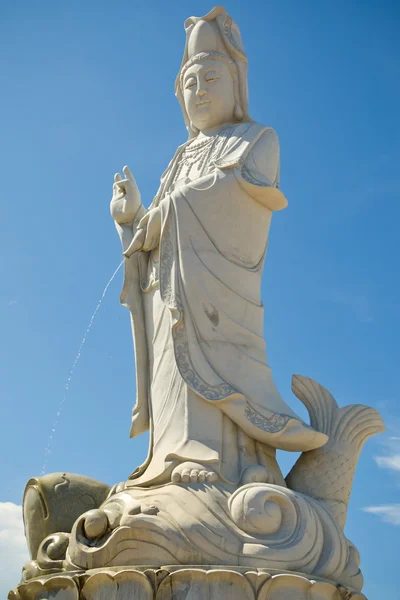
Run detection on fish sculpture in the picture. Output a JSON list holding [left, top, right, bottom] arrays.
[[286, 375, 385, 529]]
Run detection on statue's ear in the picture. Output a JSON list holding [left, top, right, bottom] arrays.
[[234, 103, 244, 121]]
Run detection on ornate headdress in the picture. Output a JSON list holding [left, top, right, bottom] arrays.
[[175, 6, 250, 138]]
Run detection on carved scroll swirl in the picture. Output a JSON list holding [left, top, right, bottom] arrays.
[[228, 482, 359, 588]]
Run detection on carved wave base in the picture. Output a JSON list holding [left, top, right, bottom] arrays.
[[17, 482, 364, 594], [9, 566, 367, 600]]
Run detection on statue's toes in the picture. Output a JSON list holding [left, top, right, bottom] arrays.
[[171, 470, 182, 483], [190, 469, 200, 482], [181, 469, 191, 482], [171, 463, 219, 484], [198, 470, 207, 482]]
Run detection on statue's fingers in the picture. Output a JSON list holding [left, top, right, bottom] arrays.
[[116, 179, 130, 194], [142, 233, 158, 253], [123, 228, 146, 258], [138, 212, 150, 228], [114, 172, 122, 183], [123, 165, 137, 186], [113, 181, 124, 195]]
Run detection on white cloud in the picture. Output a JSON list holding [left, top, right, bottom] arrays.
[[362, 436, 400, 527], [361, 436, 400, 526], [0, 502, 30, 597], [363, 504, 400, 526], [374, 436, 400, 474], [375, 454, 400, 472]]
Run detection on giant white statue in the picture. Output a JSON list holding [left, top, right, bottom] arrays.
[[110, 8, 327, 488], [11, 7, 384, 600]]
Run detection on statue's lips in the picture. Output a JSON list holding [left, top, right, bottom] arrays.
[[196, 100, 211, 108]]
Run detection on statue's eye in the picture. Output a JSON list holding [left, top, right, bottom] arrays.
[[205, 72, 219, 83], [185, 79, 196, 90]]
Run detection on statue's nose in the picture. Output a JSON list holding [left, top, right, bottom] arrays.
[[196, 86, 207, 97]]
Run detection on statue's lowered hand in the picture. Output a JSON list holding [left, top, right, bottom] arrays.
[[140, 208, 161, 252], [110, 165, 141, 225], [123, 207, 161, 257], [123, 227, 146, 258]]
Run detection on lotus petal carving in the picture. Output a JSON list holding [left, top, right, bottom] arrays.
[[81, 570, 153, 600], [156, 569, 255, 600], [16, 576, 79, 600]]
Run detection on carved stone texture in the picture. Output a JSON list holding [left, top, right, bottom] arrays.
[[9, 568, 367, 600]]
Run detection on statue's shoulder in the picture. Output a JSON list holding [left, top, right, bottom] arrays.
[[217, 121, 278, 170], [245, 124, 280, 165], [229, 120, 277, 144]]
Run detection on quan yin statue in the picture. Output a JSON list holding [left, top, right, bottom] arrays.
[[110, 8, 327, 488], [13, 7, 384, 600]]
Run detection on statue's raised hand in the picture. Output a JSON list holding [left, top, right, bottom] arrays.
[[110, 166, 141, 224]]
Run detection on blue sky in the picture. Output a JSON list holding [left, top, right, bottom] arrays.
[[0, 1, 399, 597]]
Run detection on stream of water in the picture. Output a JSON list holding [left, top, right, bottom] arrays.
[[40, 260, 124, 475]]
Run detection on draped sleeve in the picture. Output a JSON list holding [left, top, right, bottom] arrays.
[[223, 126, 287, 212]]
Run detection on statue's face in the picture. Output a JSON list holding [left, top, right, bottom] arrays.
[[183, 59, 236, 131]]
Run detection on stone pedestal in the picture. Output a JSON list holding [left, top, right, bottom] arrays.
[[9, 567, 366, 600]]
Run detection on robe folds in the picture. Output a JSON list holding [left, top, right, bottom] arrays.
[[120, 121, 327, 486]]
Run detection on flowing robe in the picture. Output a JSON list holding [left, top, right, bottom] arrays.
[[117, 121, 326, 487]]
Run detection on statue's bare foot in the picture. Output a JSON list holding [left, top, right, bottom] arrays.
[[171, 462, 218, 483]]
